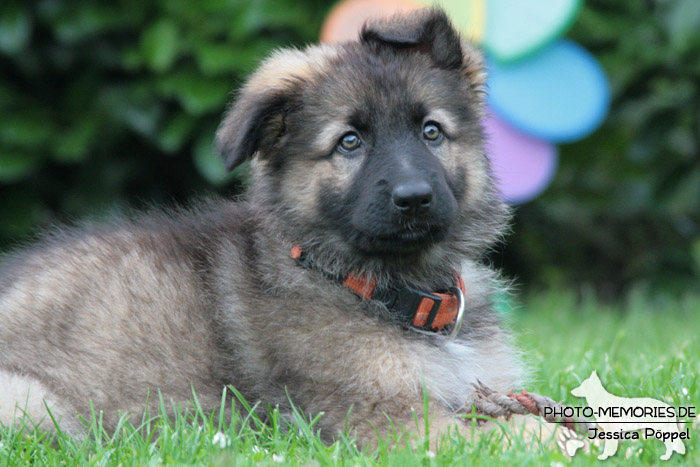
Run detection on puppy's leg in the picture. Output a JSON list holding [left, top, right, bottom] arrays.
[[352, 401, 470, 448], [291, 392, 456, 447], [0, 370, 82, 437], [316, 395, 506, 448]]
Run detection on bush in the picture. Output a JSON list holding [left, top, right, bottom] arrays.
[[0, 0, 329, 243]]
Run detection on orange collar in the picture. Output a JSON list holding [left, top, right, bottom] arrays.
[[291, 245, 466, 335]]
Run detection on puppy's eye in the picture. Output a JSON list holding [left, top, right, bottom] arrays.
[[338, 132, 361, 152], [422, 122, 442, 142]]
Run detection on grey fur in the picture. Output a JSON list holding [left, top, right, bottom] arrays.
[[0, 9, 524, 444]]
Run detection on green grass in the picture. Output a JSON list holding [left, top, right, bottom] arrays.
[[1, 290, 698, 465]]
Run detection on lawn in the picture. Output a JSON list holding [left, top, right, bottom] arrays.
[[1, 290, 698, 465]]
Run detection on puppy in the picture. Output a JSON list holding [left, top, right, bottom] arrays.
[[0, 8, 524, 444]]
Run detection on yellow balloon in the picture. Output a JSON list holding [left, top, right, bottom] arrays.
[[421, 0, 486, 43]]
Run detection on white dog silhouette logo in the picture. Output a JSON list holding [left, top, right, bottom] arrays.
[[571, 370, 687, 460]]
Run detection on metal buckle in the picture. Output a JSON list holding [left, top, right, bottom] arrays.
[[443, 286, 465, 341]]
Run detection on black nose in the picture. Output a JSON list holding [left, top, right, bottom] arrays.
[[391, 180, 433, 214]]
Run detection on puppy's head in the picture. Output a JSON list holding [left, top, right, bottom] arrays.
[[216, 8, 507, 276]]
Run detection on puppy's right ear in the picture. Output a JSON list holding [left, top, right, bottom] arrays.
[[215, 89, 290, 172], [216, 46, 338, 171]]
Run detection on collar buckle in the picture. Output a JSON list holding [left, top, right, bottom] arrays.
[[444, 286, 465, 341]]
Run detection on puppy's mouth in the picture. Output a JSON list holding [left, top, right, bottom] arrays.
[[353, 225, 447, 254]]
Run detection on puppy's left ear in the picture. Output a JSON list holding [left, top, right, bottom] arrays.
[[216, 46, 338, 171], [361, 8, 487, 98]]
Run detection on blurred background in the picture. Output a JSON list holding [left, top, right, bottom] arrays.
[[0, 0, 698, 299]]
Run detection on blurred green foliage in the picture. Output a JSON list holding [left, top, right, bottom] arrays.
[[0, 0, 698, 296], [0, 0, 328, 240]]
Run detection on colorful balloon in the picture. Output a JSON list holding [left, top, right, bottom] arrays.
[[321, 0, 421, 43], [484, 111, 558, 204], [429, 0, 486, 42], [484, 0, 582, 62], [487, 40, 611, 143]]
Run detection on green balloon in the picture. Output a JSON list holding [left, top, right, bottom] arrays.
[[484, 0, 582, 63]]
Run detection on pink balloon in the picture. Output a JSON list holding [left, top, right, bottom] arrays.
[[483, 111, 558, 204], [321, 0, 421, 43]]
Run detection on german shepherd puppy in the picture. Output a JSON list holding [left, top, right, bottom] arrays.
[[0, 9, 524, 444]]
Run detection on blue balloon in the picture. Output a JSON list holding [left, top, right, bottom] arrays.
[[487, 40, 610, 143]]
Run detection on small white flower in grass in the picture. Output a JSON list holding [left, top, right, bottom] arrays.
[[426, 450, 435, 459], [212, 431, 231, 449], [251, 445, 268, 454], [272, 454, 285, 463], [682, 387, 688, 396]]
